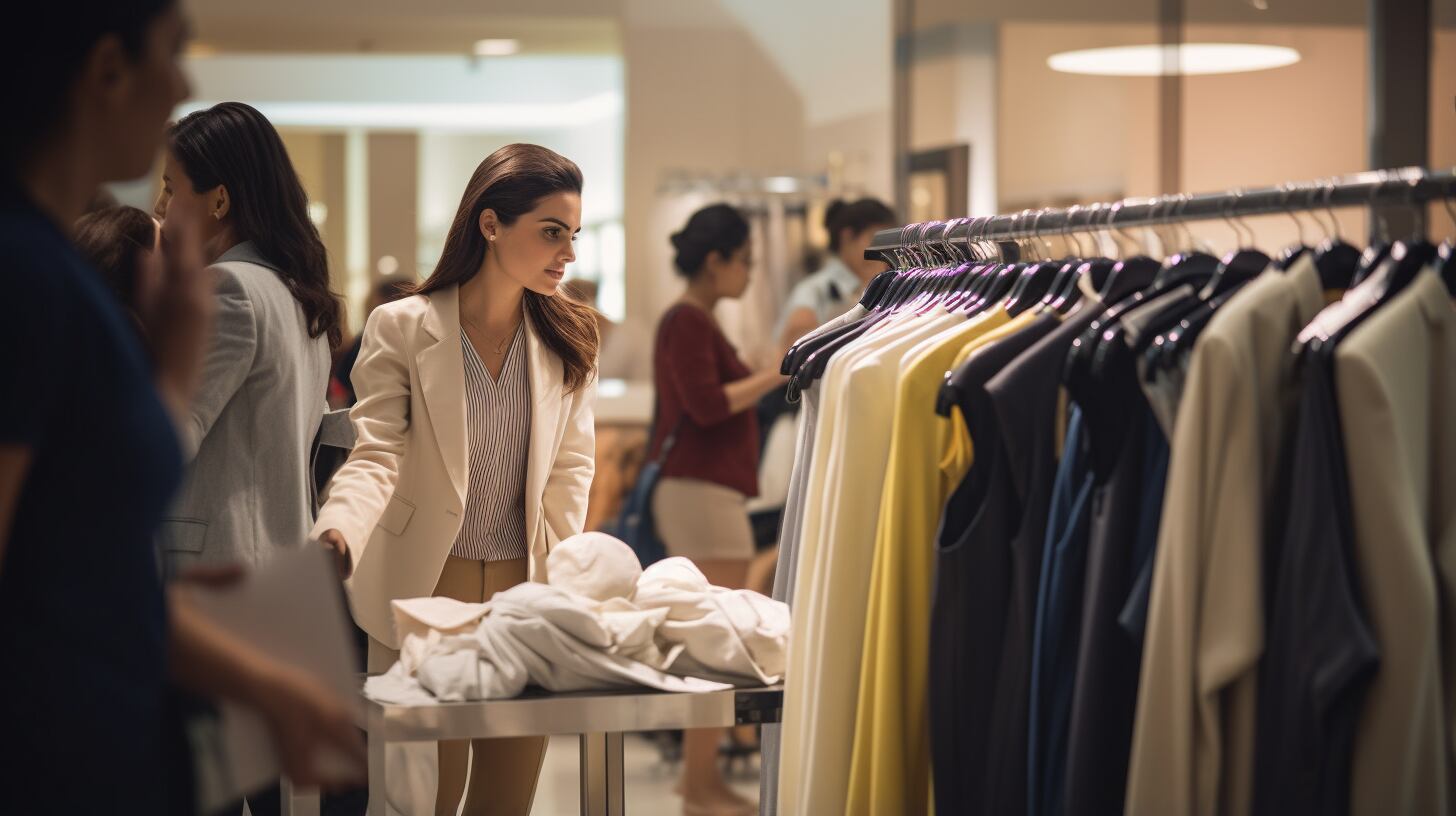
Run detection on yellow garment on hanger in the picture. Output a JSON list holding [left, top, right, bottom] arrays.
[[846, 308, 1041, 815]]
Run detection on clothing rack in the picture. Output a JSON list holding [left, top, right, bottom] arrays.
[[866, 166, 1456, 262]]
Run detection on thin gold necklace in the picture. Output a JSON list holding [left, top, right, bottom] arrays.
[[463, 314, 519, 355]]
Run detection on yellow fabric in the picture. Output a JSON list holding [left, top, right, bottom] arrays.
[[845, 308, 1032, 815]]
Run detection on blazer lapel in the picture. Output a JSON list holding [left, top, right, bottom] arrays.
[[416, 286, 468, 505], [524, 308, 564, 548]]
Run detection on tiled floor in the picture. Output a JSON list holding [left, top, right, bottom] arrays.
[[530, 734, 760, 815]]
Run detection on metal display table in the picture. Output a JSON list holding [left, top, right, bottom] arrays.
[[283, 683, 783, 816]]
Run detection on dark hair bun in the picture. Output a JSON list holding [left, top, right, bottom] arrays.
[[671, 203, 750, 279]]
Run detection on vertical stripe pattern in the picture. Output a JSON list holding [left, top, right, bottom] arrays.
[[450, 323, 531, 561]]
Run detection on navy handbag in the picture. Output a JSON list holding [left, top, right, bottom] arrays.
[[610, 418, 683, 568]]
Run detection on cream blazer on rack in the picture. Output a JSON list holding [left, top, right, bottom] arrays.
[[311, 284, 596, 649]]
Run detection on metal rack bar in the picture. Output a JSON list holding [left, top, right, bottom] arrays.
[[866, 166, 1456, 260]]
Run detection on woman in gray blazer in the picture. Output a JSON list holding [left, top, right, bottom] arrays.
[[153, 101, 341, 578], [152, 102, 343, 811]]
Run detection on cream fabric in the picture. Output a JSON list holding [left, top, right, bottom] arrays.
[[311, 285, 596, 649], [779, 309, 965, 815], [1335, 268, 1456, 815], [365, 533, 789, 704], [1127, 258, 1324, 815]]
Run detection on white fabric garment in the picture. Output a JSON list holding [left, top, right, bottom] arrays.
[[779, 308, 966, 815], [365, 533, 789, 705]]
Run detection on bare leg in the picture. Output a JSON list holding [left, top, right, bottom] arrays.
[[678, 558, 755, 814]]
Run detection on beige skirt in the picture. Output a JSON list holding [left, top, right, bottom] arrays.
[[652, 477, 755, 561]]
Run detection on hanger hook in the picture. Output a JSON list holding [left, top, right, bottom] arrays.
[[1031, 207, 1054, 260], [1443, 176, 1456, 233], [1279, 183, 1309, 247], [1406, 174, 1425, 240], [1062, 204, 1085, 258], [1369, 170, 1392, 244]]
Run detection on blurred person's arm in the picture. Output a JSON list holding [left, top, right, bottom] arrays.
[[175, 265, 256, 460], [0, 447, 31, 576], [312, 306, 412, 577], [168, 582, 365, 788], [724, 368, 790, 415]]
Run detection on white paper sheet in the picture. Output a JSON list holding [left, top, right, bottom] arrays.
[[187, 546, 360, 807]]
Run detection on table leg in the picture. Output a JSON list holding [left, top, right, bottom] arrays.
[[579, 732, 625, 816], [367, 731, 388, 816], [280, 778, 320, 816]]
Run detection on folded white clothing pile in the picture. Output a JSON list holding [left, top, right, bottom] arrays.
[[365, 532, 791, 704]]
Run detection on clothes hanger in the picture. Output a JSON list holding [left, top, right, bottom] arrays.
[[1298, 177, 1439, 348], [1306, 176, 1360, 291], [1005, 208, 1066, 315], [1350, 173, 1398, 287], [1275, 183, 1314, 270], [1038, 204, 1091, 313], [1198, 189, 1270, 299], [783, 223, 919, 390], [1151, 194, 1221, 290], [949, 216, 1003, 311], [1049, 203, 1124, 313]]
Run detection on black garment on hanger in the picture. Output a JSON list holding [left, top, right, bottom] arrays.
[[991, 308, 1106, 816], [928, 315, 1058, 816], [1059, 391, 1157, 816], [1251, 344, 1378, 816]]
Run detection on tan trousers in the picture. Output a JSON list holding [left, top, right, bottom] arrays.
[[368, 556, 547, 816]]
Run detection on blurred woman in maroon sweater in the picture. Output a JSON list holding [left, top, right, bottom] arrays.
[[649, 203, 788, 816]]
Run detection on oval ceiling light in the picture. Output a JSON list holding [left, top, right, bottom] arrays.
[[1047, 43, 1300, 76], [473, 38, 520, 57]]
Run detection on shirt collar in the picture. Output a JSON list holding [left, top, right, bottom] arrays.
[[823, 255, 861, 294]]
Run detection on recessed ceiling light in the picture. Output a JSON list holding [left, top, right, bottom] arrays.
[[1047, 43, 1300, 76], [473, 38, 520, 57]]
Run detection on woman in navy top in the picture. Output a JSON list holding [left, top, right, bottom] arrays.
[[0, 2, 363, 812]]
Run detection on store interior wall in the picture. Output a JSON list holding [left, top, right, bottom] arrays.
[[103, 0, 1452, 348], [909, 11, 1455, 254]]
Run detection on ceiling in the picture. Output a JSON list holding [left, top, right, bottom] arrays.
[[912, 0, 1455, 30], [184, 0, 1453, 57]]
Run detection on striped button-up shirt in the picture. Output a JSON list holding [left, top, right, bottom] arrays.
[[450, 323, 531, 561]]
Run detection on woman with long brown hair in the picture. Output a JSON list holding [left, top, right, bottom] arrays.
[[313, 143, 598, 814]]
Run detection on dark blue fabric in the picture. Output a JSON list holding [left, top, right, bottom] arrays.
[[0, 187, 183, 814], [1027, 406, 1094, 816]]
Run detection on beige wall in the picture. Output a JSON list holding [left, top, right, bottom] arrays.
[[366, 132, 420, 285], [278, 130, 350, 322], [622, 24, 805, 326], [987, 21, 1447, 250]]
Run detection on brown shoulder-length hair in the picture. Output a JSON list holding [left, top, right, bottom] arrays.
[[416, 143, 599, 393]]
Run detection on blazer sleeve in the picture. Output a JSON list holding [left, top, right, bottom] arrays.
[[541, 374, 597, 550], [180, 266, 257, 461], [310, 306, 412, 566], [660, 311, 734, 426]]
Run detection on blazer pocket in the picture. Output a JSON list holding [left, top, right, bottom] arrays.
[[379, 495, 416, 536], [159, 518, 208, 552]]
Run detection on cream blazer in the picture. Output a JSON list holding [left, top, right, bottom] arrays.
[[311, 285, 596, 648]]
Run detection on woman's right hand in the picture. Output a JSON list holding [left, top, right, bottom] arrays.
[[317, 529, 352, 579]]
